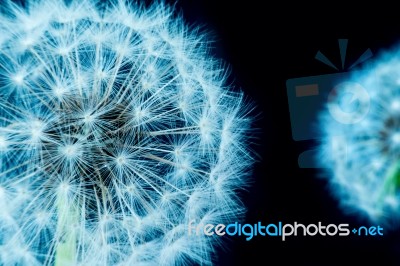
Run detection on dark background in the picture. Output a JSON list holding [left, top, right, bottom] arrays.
[[171, 1, 400, 265]]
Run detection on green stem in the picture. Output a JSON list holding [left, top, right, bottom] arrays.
[[377, 161, 400, 206], [55, 192, 78, 266]]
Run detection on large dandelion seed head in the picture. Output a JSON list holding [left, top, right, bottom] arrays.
[[319, 48, 400, 225], [0, 1, 254, 265]]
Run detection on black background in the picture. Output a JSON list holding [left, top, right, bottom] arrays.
[[171, 1, 400, 265]]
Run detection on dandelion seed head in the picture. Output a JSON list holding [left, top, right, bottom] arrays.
[[319, 46, 400, 225], [0, 0, 255, 265]]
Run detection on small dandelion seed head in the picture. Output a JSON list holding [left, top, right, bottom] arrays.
[[392, 132, 400, 145], [53, 86, 66, 98], [391, 99, 400, 111], [319, 47, 400, 226], [29, 120, 44, 140], [12, 72, 25, 85], [0, 135, 8, 150], [116, 155, 126, 166], [61, 144, 79, 158]]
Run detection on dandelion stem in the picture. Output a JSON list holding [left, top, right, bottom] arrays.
[[55, 192, 78, 266], [378, 161, 400, 206]]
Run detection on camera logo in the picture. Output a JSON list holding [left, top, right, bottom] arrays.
[[327, 81, 370, 124], [286, 39, 373, 168]]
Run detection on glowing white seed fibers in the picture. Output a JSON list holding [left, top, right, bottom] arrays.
[[319, 47, 400, 225], [0, 1, 254, 265]]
